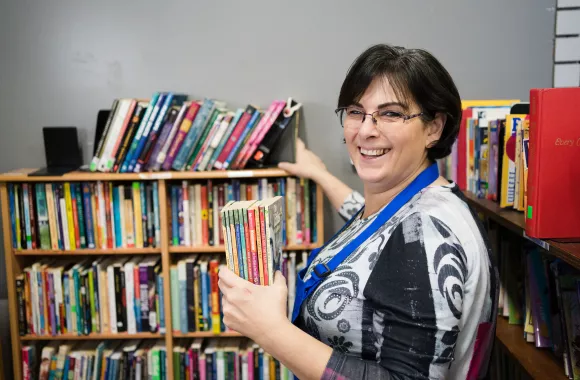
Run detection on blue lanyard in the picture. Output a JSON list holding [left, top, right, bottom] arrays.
[[291, 162, 439, 323]]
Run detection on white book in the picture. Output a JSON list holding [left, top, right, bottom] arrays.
[[59, 198, 70, 251], [97, 98, 133, 172], [124, 257, 140, 334], [107, 263, 117, 334]]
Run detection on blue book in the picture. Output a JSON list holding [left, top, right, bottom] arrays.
[[81, 183, 96, 249], [120, 92, 161, 172], [172, 98, 214, 171], [207, 108, 244, 170], [112, 186, 122, 248], [157, 272, 165, 333], [223, 109, 262, 169], [152, 182, 160, 247], [133, 93, 188, 172], [127, 93, 168, 172]]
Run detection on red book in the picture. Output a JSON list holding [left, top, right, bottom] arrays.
[[526, 87, 580, 239], [456, 108, 472, 190]]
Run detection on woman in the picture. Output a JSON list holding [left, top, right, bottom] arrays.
[[218, 44, 498, 380]]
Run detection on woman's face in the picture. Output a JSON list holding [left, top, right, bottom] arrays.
[[343, 77, 439, 192]]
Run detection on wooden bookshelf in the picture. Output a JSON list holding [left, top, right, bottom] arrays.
[[0, 167, 292, 183], [0, 168, 324, 380], [13, 248, 161, 256], [169, 243, 321, 254], [173, 331, 243, 338], [463, 191, 578, 379], [495, 318, 566, 379], [20, 332, 164, 341], [463, 191, 580, 268]]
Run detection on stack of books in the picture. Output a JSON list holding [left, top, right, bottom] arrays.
[[220, 197, 284, 286]]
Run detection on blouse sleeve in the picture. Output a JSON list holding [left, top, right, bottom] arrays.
[[322, 211, 470, 380], [338, 190, 365, 221]]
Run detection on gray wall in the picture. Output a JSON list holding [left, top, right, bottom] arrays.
[[0, 0, 555, 377]]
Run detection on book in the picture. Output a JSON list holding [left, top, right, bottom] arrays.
[[526, 87, 580, 239], [221, 196, 284, 285]]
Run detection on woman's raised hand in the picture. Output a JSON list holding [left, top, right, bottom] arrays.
[[278, 138, 327, 181]]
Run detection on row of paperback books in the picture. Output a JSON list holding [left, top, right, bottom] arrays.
[[22, 337, 293, 380], [169, 177, 317, 248], [170, 251, 301, 334], [173, 338, 293, 380], [442, 88, 580, 239], [7, 177, 317, 252], [15, 256, 165, 337], [89, 93, 299, 174], [440, 103, 525, 208], [8, 182, 161, 251], [22, 339, 166, 380]]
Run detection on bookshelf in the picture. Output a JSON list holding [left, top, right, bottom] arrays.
[[0, 167, 324, 380], [464, 191, 579, 380]]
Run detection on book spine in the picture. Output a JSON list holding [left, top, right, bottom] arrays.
[[215, 110, 252, 170], [163, 102, 201, 171], [128, 93, 167, 172], [151, 104, 188, 171], [120, 93, 160, 172], [225, 108, 263, 170], [525, 89, 542, 237], [139, 265, 150, 332], [208, 109, 244, 170], [172, 99, 213, 171], [135, 95, 179, 172], [105, 99, 137, 171], [113, 102, 147, 172], [237, 101, 284, 169], [90, 99, 119, 171], [232, 102, 276, 169]]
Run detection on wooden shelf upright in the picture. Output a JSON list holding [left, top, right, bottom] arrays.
[[0, 167, 324, 380]]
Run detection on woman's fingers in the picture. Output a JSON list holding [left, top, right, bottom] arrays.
[[218, 266, 245, 288]]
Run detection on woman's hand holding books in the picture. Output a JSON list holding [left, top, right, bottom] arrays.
[[218, 265, 289, 342]]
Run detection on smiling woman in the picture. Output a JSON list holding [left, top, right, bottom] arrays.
[[218, 44, 499, 380]]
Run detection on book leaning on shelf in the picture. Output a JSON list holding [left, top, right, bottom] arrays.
[[88, 93, 301, 173], [220, 196, 284, 286]]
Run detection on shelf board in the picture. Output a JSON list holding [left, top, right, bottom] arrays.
[[463, 191, 580, 269], [170, 243, 321, 254], [173, 331, 242, 338], [14, 248, 161, 256], [0, 168, 291, 182], [20, 332, 164, 341], [495, 317, 566, 379]]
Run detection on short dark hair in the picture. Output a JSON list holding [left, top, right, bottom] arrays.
[[337, 44, 462, 161]]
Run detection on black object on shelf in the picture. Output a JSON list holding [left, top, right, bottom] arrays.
[[29, 127, 83, 176]]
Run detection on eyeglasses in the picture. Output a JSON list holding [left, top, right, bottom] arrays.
[[335, 106, 425, 130]]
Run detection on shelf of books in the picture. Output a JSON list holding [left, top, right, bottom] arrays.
[[442, 94, 580, 379], [0, 166, 322, 379]]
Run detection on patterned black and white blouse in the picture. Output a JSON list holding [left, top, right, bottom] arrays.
[[296, 182, 498, 380]]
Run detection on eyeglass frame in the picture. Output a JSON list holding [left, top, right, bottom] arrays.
[[334, 106, 425, 128]]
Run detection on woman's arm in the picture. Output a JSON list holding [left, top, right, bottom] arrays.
[[278, 138, 355, 212], [218, 268, 332, 380]]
